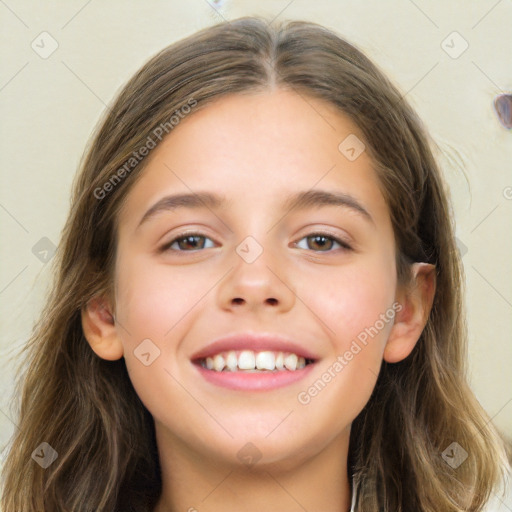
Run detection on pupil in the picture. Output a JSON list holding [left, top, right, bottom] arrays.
[[181, 236, 201, 250], [311, 235, 331, 250]]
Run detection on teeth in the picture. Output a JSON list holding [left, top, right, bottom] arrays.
[[256, 351, 275, 370], [213, 354, 225, 372], [275, 352, 284, 370], [201, 350, 312, 372], [225, 350, 238, 371], [238, 350, 256, 370], [284, 353, 298, 371]]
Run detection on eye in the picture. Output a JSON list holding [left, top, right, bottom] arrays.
[[159, 231, 352, 254], [160, 233, 216, 252], [294, 232, 352, 252]]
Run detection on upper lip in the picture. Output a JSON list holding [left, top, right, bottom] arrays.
[[190, 332, 319, 362]]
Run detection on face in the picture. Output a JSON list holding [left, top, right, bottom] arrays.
[[111, 88, 400, 469]]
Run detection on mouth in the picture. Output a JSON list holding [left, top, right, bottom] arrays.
[[195, 350, 315, 372], [190, 333, 319, 391]]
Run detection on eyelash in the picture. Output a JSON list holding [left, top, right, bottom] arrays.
[[159, 231, 353, 254]]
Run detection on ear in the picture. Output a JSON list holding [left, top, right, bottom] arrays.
[[81, 296, 124, 360], [384, 263, 436, 363]]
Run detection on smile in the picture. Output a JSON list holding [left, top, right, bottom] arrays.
[[190, 332, 319, 390], [199, 350, 315, 372]]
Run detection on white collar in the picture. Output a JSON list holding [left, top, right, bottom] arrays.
[[349, 484, 356, 511]]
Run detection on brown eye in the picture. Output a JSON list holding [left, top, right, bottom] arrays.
[[308, 235, 334, 251], [175, 235, 206, 250], [161, 233, 215, 252], [295, 233, 352, 252]]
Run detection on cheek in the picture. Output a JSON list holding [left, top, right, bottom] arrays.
[[114, 252, 211, 341], [295, 257, 396, 414], [305, 257, 396, 348], [113, 253, 209, 435]]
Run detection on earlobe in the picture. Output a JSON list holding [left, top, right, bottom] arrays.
[[384, 263, 436, 363], [81, 296, 124, 361]]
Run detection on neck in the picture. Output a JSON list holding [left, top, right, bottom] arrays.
[[153, 425, 352, 512]]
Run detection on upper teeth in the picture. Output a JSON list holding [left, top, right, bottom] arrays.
[[202, 350, 308, 372]]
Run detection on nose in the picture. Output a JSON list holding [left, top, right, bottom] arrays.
[[216, 241, 296, 314]]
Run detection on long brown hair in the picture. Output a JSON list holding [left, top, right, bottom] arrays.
[[2, 17, 509, 512]]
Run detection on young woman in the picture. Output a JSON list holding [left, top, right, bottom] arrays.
[[2, 16, 510, 512]]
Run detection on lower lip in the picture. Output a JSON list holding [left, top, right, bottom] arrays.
[[194, 363, 316, 391]]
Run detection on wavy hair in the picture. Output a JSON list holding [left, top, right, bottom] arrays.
[[1, 16, 509, 512]]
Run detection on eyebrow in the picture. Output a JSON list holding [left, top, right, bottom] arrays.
[[137, 189, 374, 228]]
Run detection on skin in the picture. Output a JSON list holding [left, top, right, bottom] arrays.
[[82, 88, 435, 512]]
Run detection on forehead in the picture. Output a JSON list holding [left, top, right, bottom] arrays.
[[117, 88, 389, 231]]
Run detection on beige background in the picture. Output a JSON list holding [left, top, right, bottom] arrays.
[[1, 0, 511, 477]]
